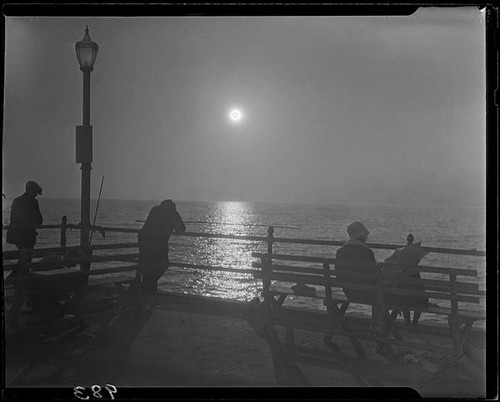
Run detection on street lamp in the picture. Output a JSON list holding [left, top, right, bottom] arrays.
[[75, 26, 98, 271]]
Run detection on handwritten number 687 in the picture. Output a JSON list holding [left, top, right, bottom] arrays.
[[74, 384, 117, 400]]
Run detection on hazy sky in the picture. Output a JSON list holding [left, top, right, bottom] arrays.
[[3, 8, 486, 206]]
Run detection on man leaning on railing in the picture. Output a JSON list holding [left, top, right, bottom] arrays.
[[136, 199, 186, 312]]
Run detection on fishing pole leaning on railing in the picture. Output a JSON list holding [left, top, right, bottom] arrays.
[[89, 175, 105, 245], [135, 220, 300, 230]]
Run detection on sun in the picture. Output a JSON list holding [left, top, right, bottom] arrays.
[[228, 108, 243, 123]]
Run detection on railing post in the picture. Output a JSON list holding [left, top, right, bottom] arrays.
[[261, 254, 273, 305], [8, 249, 31, 330], [323, 261, 333, 313], [267, 226, 274, 257], [450, 273, 460, 356], [60, 215, 67, 251], [262, 226, 274, 304], [375, 264, 386, 332]]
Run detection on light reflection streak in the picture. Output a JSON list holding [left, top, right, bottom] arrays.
[[164, 201, 264, 301]]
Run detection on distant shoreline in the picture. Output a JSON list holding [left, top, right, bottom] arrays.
[[1, 197, 484, 210]]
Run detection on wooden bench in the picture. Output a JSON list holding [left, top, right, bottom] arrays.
[[4, 264, 137, 329], [4, 271, 136, 298], [251, 252, 485, 363]]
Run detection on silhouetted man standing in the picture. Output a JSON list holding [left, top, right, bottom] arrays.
[[137, 199, 186, 308], [6, 181, 43, 277]]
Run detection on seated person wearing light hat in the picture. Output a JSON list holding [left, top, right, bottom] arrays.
[[335, 221, 378, 305]]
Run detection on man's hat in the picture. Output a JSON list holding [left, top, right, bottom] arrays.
[[26, 181, 42, 195], [347, 221, 369, 239]]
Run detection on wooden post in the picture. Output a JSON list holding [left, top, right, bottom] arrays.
[[323, 261, 333, 314], [450, 273, 460, 356], [60, 215, 67, 251], [322, 260, 334, 343], [267, 326, 286, 385], [267, 226, 274, 257], [375, 264, 386, 334], [286, 326, 295, 355], [262, 226, 274, 304], [80, 246, 92, 274], [8, 249, 30, 330]]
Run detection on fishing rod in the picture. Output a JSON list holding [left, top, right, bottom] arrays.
[[89, 175, 105, 245], [134, 219, 299, 230]]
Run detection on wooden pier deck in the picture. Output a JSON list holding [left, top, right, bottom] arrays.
[[4, 290, 486, 397]]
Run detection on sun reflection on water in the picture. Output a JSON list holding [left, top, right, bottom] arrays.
[[164, 201, 265, 301]]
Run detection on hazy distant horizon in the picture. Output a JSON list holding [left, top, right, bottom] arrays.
[[2, 195, 486, 210]]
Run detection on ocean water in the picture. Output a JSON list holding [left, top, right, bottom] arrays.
[[2, 198, 486, 325]]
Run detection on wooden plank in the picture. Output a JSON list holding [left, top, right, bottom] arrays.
[[89, 253, 139, 262], [253, 252, 328, 264], [3, 243, 140, 261], [425, 306, 486, 320], [88, 265, 138, 275], [169, 262, 258, 275], [87, 275, 135, 287], [4, 274, 135, 295], [412, 278, 481, 294], [254, 262, 379, 282], [4, 253, 139, 272], [254, 271, 336, 287], [252, 262, 324, 275], [268, 286, 351, 305], [384, 288, 481, 303]]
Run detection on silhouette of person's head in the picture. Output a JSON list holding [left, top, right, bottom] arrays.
[[347, 221, 369, 242], [25, 181, 42, 197], [161, 199, 176, 210]]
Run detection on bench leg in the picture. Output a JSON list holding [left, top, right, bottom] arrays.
[[265, 326, 287, 385], [261, 292, 287, 309], [282, 357, 310, 386], [329, 302, 366, 360], [385, 309, 405, 342], [458, 320, 475, 359]]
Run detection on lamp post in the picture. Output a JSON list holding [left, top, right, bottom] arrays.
[[75, 26, 98, 271]]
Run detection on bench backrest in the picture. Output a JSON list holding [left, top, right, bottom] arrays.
[[252, 253, 485, 306]]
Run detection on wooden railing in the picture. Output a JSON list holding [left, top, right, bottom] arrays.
[[2, 216, 487, 258], [2, 217, 486, 282], [2, 217, 485, 303]]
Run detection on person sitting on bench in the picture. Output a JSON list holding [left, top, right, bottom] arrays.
[[383, 234, 430, 327], [335, 221, 378, 307]]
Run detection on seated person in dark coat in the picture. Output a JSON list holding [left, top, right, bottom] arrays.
[[383, 235, 430, 327], [335, 221, 378, 304]]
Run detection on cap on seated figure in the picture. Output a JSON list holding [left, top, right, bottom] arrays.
[[347, 221, 369, 239]]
